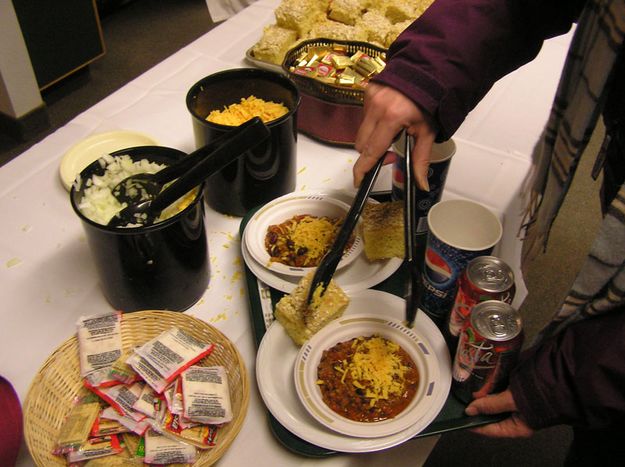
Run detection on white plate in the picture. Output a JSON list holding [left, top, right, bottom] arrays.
[[245, 47, 286, 75], [59, 130, 158, 190], [255, 290, 451, 453], [241, 226, 401, 294], [245, 193, 363, 276], [294, 313, 439, 438]]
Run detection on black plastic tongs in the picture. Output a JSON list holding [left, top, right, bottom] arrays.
[[404, 132, 420, 328], [305, 156, 385, 308]]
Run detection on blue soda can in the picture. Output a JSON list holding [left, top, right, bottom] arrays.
[[391, 134, 456, 234]]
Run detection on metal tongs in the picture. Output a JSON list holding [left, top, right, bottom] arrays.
[[305, 156, 385, 308], [404, 133, 420, 328]]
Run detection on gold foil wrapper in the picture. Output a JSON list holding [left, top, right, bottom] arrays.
[[287, 42, 386, 90]]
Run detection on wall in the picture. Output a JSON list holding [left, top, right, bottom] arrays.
[[0, 0, 43, 119]]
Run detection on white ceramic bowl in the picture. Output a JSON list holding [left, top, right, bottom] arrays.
[[244, 193, 363, 276], [293, 313, 440, 438]]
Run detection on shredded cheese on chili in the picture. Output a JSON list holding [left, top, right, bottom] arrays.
[[336, 336, 410, 407], [289, 216, 337, 260]]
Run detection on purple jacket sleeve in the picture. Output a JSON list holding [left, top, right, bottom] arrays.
[[373, 0, 585, 139], [509, 308, 625, 430]]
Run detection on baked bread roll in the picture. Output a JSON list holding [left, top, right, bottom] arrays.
[[361, 201, 405, 260], [275, 272, 349, 346]]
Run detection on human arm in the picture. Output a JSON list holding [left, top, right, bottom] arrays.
[[466, 307, 625, 435], [354, 0, 585, 187]]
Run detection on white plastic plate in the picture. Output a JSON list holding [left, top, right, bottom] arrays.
[[59, 130, 158, 190], [244, 193, 363, 276]]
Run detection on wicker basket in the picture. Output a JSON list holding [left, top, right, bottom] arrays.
[[23, 310, 250, 466], [281, 38, 387, 146], [282, 38, 387, 106]]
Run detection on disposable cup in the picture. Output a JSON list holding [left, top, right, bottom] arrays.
[[419, 199, 502, 324]]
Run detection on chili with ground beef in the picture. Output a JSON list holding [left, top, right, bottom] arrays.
[[316, 335, 419, 422]]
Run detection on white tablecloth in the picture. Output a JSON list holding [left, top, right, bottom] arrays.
[[0, 1, 573, 465]]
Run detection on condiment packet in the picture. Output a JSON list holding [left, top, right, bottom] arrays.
[[55, 396, 101, 454], [162, 411, 199, 434], [77, 312, 123, 380], [87, 382, 146, 422], [176, 424, 219, 448], [126, 353, 169, 394], [90, 412, 130, 437], [132, 384, 161, 419], [110, 349, 141, 385], [143, 429, 197, 465], [84, 367, 120, 389], [100, 406, 151, 436], [65, 434, 124, 463], [121, 432, 143, 460], [163, 379, 184, 415], [181, 366, 233, 425], [134, 327, 214, 384]]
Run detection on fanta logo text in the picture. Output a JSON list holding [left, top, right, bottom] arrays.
[[458, 340, 496, 368]]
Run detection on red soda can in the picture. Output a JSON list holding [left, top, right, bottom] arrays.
[[452, 300, 523, 403], [447, 256, 515, 338]]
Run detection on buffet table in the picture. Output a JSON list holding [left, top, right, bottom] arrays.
[[0, 1, 573, 465]]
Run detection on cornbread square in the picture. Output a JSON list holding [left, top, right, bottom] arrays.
[[307, 19, 368, 41], [385, 2, 416, 24], [414, 0, 436, 16], [274, 273, 349, 346], [252, 25, 298, 65], [361, 201, 405, 260], [357, 10, 392, 47], [275, 0, 322, 36], [327, 0, 364, 26]]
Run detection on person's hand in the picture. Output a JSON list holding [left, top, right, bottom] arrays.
[[465, 389, 534, 438], [353, 82, 437, 190]]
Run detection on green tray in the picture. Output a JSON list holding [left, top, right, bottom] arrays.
[[240, 197, 502, 457]]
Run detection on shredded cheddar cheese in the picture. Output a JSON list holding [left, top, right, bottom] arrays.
[[206, 96, 289, 126], [266, 214, 346, 267], [292, 217, 335, 257], [337, 336, 410, 407]]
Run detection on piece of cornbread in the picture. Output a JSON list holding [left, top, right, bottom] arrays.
[[252, 25, 298, 65]]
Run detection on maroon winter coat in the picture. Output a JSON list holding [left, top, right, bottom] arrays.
[[373, 0, 625, 430], [374, 0, 585, 140]]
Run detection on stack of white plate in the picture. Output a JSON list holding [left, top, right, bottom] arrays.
[[256, 290, 452, 452], [241, 191, 403, 294]]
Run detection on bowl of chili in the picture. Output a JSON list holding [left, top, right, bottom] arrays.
[[244, 192, 363, 276], [293, 313, 441, 438]]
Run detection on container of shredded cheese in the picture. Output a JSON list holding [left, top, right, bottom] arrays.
[[70, 145, 210, 312], [186, 67, 300, 216]]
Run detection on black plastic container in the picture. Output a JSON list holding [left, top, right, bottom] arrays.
[[70, 146, 210, 312], [186, 68, 300, 216]]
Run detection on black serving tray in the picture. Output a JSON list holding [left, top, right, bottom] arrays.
[[240, 193, 503, 457]]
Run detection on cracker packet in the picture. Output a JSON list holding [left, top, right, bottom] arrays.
[[132, 384, 161, 419], [101, 407, 151, 436], [126, 353, 169, 394], [54, 395, 101, 454], [143, 429, 196, 465], [65, 434, 124, 463], [181, 366, 232, 425], [134, 327, 214, 384], [77, 312, 123, 383]]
